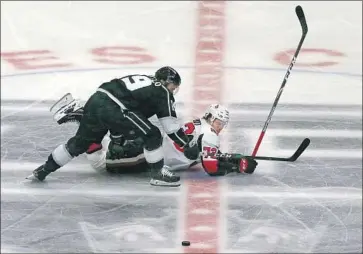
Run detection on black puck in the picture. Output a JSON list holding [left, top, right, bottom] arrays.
[[182, 241, 190, 246]]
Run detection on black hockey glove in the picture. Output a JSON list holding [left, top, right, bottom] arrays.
[[183, 140, 201, 161], [107, 135, 126, 159]]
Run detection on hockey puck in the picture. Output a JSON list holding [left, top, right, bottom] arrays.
[[182, 241, 190, 246]]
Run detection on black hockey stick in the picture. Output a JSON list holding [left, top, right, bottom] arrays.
[[250, 6, 309, 161], [245, 138, 310, 162]]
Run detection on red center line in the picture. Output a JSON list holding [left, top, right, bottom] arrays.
[[183, 1, 226, 253]]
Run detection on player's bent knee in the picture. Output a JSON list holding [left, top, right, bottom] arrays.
[[143, 127, 163, 164], [143, 146, 164, 164], [144, 126, 162, 151]]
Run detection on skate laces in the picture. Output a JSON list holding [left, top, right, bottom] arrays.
[[34, 166, 50, 176], [161, 166, 174, 177]]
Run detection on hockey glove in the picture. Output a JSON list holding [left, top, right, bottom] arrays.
[[107, 135, 126, 159], [183, 140, 201, 161], [106, 136, 146, 171], [217, 153, 258, 174], [239, 157, 258, 174]]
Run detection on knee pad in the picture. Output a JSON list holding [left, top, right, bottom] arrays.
[[66, 136, 90, 157]]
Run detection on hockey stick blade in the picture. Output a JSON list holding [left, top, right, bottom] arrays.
[[246, 138, 310, 162], [295, 5, 308, 35], [288, 138, 310, 161]]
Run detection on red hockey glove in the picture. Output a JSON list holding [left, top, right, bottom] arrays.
[[217, 153, 258, 174], [239, 157, 258, 174]]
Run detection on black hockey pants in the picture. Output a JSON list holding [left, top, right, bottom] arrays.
[[64, 89, 163, 170]]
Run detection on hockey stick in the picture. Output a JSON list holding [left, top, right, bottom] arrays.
[[246, 138, 310, 162], [251, 6, 309, 160]]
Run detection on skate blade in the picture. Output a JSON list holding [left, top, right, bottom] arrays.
[[25, 174, 42, 181], [150, 179, 181, 187]]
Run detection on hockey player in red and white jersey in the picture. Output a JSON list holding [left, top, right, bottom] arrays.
[[52, 96, 257, 177], [159, 104, 258, 176]]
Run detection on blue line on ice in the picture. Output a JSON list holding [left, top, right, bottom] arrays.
[[1, 66, 362, 78]]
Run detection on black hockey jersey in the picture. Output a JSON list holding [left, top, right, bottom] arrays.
[[99, 74, 188, 147]]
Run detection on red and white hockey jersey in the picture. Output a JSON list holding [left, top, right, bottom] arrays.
[[162, 118, 220, 173]]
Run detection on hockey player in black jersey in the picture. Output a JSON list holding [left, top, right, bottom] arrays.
[[26, 66, 199, 187]]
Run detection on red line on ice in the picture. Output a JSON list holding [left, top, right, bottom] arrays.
[[183, 1, 226, 253]]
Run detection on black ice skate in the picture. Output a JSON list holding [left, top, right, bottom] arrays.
[[150, 165, 180, 187], [50, 93, 84, 125], [26, 165, 52, 181]]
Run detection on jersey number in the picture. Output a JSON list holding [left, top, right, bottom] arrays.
[[120, 75, 153, 91], [203, 146, 217, 159]]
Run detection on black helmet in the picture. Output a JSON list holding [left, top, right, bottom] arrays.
[[155, 66, 181, 86]]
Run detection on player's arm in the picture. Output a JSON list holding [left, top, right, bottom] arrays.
[[201, 132, 258, 176], [203, 151, 258, 176], [156, 87, 191, 146], [215, 152, 258, 175]]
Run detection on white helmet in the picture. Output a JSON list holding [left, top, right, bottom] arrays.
[[204, 104, 230, 127]]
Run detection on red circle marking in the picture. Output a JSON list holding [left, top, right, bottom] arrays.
[[274, 48, 345, 67]]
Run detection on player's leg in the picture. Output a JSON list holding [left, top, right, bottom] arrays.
[[84, 135, 110, 172], [27, 92, 108, 181], [108, 110, 180, 186], [49, 93, 110, 172], [49, 93, 146, 173]]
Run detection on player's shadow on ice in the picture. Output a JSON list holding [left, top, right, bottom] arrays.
[[22, 163, 257, 185]]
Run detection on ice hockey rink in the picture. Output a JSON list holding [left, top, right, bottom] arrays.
[[1, 1, 362, 253]]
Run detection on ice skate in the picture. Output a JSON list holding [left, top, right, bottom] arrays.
[[26, 165, 52, 181], [50, 93, 84, 125], [150, 165, 180, 187]]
